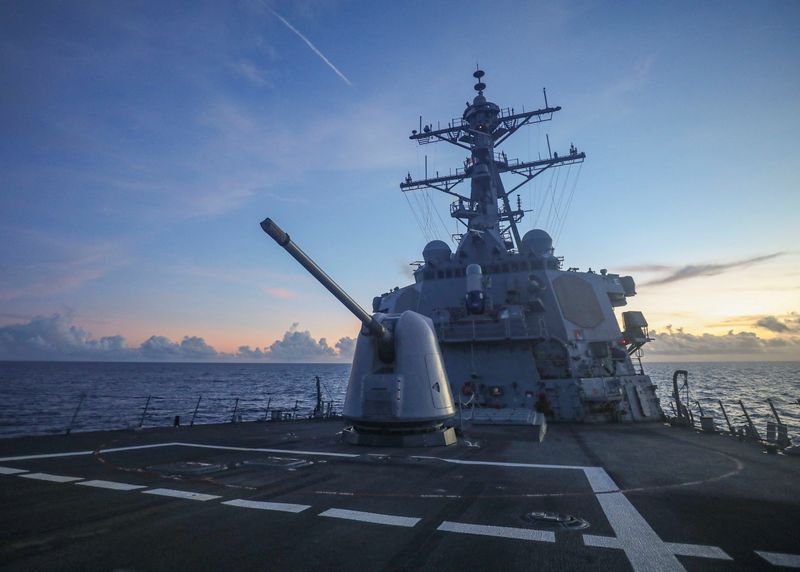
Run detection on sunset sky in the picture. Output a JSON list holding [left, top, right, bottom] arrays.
[[1, 0, 798, 362]]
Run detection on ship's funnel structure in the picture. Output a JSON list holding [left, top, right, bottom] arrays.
[[261, 218, 456, 447]]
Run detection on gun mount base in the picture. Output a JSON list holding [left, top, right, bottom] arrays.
[[341, 424, 457, 447]]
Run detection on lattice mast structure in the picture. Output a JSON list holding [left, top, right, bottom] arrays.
[[400, 70, 585, 254]]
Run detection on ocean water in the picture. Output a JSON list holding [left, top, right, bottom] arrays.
[[646, 361, 800, 435], [0, 362, 350, 438], [0, 361, 798, 439]]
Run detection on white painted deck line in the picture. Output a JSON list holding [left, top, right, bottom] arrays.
[[94, 442, 183, 454], [174, 442, 358, 458], [0, 441, 356, 464], [0, 466, 28, 475], [222, 499, 310, 513], [412, 455, 587, 471], [19, 472, 83, 483], [76, 480, 147, 491], [595, 492, 685, 571], [0, 442, 180, 462], [584, 535, 731, 561], [319, 508, 420, 527], [666, 542, 732, 560], [756, 551, 800, 568], [438, 521, 555, 543], [583, 467, 620, 493], [583, 534, 622, 549], [1, 450, 93, 462], [142, 488, 221, 501]]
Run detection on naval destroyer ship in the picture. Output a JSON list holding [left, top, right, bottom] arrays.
[[379, 69, 660, 426], [0, 71, 797, 571]]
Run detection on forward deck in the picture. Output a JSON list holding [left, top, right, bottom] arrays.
[[1, 420, 797, 571]]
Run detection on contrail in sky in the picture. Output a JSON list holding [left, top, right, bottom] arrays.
[[265, 5, 353, 86]]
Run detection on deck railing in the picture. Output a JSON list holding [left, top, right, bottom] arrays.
[[1, 381, 344, 439]]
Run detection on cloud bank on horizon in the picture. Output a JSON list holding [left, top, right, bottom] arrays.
[[648, 326, 799, 357], [0, 315, 355, 362], [1, 313, 797, 362]]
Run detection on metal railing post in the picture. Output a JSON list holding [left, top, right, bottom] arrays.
[[718, 400, 733, 433], [231, 398, 240, 423], [65, 393, 86, 435], [139, 395, 152, 428], [738, 400, 761, 440], [263, 397, 272, 421], [190, 395, 202, 426], [767, 398, 783, 425]]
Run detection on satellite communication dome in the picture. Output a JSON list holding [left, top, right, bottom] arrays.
[[422, 240, 452, 264], [522, 229, 553, 254]]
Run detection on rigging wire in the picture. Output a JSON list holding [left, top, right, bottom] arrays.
[[422, 188, 432, 235], [404, 142, 431, 241], [556, 164, 574, 219], [554, 162, 583, 245], [550, 163, 573, 234], [403, 191, 430, 242], [544, 165, 562, 231], [427, 190, 453, 242], [532, 167, 556, 228], [415, 190, 434, 241]]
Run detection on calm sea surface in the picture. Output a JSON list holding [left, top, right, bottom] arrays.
[[0, 361, 798, 439]]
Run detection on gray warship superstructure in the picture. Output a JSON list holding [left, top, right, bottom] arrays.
[[375, 70, 661, 423]]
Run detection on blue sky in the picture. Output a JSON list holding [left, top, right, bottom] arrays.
[[1, 0, 798, 361]]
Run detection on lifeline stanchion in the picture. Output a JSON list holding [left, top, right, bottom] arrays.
[[190, 395, 202, 426], [139, 395, 152, 428], [738, 400, 761, 441], [718, 400, 733, 433], [767, 398, 783, 425], [65, 393, 86, 435], [231, 398, 240, 423]]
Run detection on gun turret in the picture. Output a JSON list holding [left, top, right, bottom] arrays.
[[260, 218, 388, 341], [260, 216, 455, 447]]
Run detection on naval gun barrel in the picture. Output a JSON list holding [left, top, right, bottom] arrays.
[[260, 218, 388, 340]]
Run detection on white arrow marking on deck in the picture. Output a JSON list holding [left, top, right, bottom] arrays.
[[76, 480, 147, 491], [19, 472, 83, 483], [756, 551, 800, 568], [438, 521, 555, 543], [143, 488, 221, 501], [222, 499, 310, 513], [319, 508, 420, 527]]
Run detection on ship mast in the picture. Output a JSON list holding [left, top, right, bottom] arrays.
[[400, 70, 585, 255]]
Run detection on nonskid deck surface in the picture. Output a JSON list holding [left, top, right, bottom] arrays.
[[0, 421, 797, 571]]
